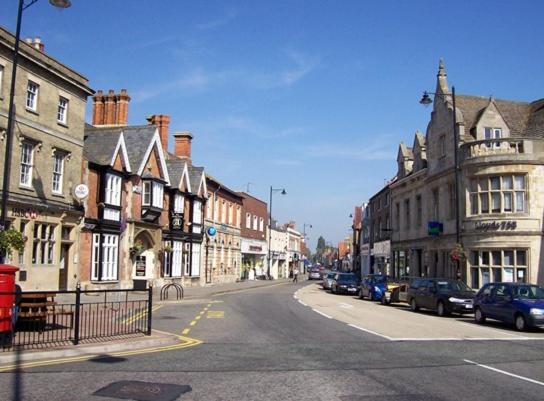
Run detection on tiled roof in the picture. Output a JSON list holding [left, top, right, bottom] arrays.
[[526, 99, 544, 138], [121, 125, 157, 170], [83, 129, 121, 165], [188, 166, 204, 196], [456, 95, 535, 138], [166, 158, 186, 190]]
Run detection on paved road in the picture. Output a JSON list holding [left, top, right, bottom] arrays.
[[1, 281, 543, 400]]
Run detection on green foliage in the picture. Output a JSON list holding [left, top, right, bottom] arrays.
[[0, 228, 25, 257], [316, 236, 326, 253]]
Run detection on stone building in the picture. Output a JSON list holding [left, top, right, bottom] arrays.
[[286, 223, 303, 275], [238, 192, 267, 280], [0, 28, 93, 290], [203, 175, 242, 284], [390, 60, 544, 287]]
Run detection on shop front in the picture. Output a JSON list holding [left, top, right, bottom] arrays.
[[241, 238, 267, 279]]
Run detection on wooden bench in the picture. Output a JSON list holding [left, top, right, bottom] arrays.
[[18, 293, 74, 330]]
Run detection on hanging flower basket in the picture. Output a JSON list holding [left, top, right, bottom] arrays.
[[163, 244, 173, 253], [130, 240, 145, 256], [450, 243, 467, 262]]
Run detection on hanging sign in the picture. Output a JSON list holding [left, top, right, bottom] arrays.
[[207, 226, 217, 236]]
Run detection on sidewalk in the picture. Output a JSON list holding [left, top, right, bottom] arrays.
[[0, 277, 296, 365]]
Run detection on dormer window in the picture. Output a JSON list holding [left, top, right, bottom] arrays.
[[142, 180, 164, 209], [104, 173, 122, 221], [484, 127, 502, 148]]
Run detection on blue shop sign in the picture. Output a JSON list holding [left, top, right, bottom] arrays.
[[427, 221, 443, 236], [207, 226, 217, 236]]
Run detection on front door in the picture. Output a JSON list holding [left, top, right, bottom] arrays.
[[58, 244, 69, 290]]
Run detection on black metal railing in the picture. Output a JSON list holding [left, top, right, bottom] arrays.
[[0, 284, 153, 351]]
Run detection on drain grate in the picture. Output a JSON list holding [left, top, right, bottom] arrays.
[[93, 380, 191, 401]]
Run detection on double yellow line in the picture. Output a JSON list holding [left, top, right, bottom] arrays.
[[121, 304, 163, 325], [0, 331, 201, 373]]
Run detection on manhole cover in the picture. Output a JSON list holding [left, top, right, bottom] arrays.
[[93, 381, 191, 401], [157, 316, 178, 320]]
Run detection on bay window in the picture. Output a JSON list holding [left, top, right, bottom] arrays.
[[192, 200, 203, 234], [104, 173, 122, 221], [469, 175, 526, 215], [32, 223, 55, 265], [470, 249, 527, 289], [164, 241, 183, 278], [142, 180, 164, 208], [174, 193, 184, 213]]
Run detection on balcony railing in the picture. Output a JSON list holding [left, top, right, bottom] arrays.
[[461, 138, 525, 159]]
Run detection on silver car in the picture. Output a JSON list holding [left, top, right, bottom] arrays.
[[322, 272, 335, 290]]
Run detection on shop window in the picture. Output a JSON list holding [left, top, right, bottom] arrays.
[[32, 223, 56, 265], [164, 241, 183, 278], [469, 249, 528, 288]]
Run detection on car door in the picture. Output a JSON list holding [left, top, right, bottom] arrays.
[[477, 284, 495, 317], [416, 279, 431, 308], [362, 276, 371, 297], [490, 284, 515, 323]]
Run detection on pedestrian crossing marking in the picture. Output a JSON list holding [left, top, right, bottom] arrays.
[[206, 310, 224, 319]]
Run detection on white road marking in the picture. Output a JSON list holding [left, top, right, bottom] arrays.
[[313, 309, 332, 319], [338, 303, 353, 309], [347, 324, 393, 340], [298, 300, 308, 307], [464, 359, 544, 387]]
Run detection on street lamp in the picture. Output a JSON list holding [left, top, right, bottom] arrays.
[[267, 186, 286, 279], [0, 0, 71, 262], [419, 86, 461, 278]]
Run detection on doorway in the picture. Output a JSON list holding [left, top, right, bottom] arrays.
[[58, 244, 70, 290]]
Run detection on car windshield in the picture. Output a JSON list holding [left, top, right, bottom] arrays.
[[512, 285, 544, 299], [436, 280, 471, 292], [327, 273, 335, 279]]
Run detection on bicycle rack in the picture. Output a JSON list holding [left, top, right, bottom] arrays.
[[160, 283, 184, 301]]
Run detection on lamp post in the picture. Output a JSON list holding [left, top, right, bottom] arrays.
[[420, 86, 461, 278], [302, 223, 311, 273], [267, 186, 286, 279], [0, 0, 71, 262]]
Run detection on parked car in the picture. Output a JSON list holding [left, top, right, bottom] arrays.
[[359, 274, 389, 301], [407, 278, 475, 316], [473, 282, 544, 331], [331, 273, 359, 295], [322, 272, 335, 290], [308, 267, 322, 280]]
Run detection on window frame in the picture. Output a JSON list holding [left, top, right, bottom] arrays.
[[52, 152, 65, 194], [20, 141, 34, 187], [91, 233, 119, 281], [141, 179, 164, 209], [57, 96, 68, 124], [26, 81, 39, 111], [31, 223, 56, 265], [469, 174, 526, 215]]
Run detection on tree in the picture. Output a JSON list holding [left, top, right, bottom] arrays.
[[316, 236, 326, 253]]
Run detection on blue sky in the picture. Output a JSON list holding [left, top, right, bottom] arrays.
[[2, 0, 543, 250]]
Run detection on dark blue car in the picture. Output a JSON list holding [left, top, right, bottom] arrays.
[[473, 282, 544, 331], [359, 274, 389, 301]]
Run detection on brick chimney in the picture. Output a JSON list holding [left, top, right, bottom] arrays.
[[92, 89, 130, 126], [104, 89, 116, 125], [115, 89, 130, 126], [146, 115, 171, 152], [92, 90, 105, 125], [173, 132, 193, 159], [25, 37, 45, 52]]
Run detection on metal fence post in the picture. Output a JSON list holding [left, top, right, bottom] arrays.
[[73, 282, 81, 345], [147, 282, 153, 335]]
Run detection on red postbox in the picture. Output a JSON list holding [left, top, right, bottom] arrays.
[[0, 265, 19, 338]]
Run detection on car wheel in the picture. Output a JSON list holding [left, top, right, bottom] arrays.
[[437, 301, 448, 317], [474, 307, 486, 324], [381, 294, 389, 305], [359, 290, 364, 300], [410, 298, 419, 312], [369, 291, 374, 302], [514, 314, 527, 331]]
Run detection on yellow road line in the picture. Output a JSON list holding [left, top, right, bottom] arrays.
[[122, 304, 163, 325], [182, 328, 190, 335], [189, 320, 196, 326], [0, 334, 202, 373], [195, 316, 201, 320], [199, 311, 205, 315]]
